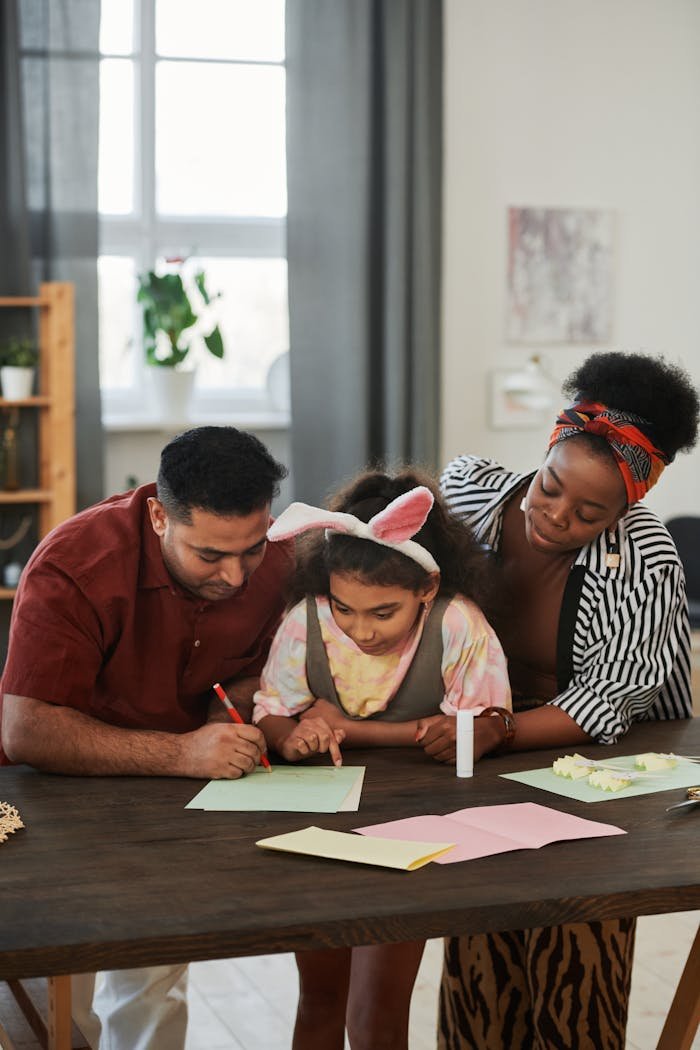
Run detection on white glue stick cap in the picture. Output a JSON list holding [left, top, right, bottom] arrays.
[[456, 708, 475, 779]]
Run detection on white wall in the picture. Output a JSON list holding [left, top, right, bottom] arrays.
[[440, 0, 700, 522], [104, 1, 700, 519], [105, 426, 292, 515]]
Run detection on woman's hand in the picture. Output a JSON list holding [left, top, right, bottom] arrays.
[[299, 697, 350, 732], [280, 715, 345, 766], [415, 714, 457, 764]]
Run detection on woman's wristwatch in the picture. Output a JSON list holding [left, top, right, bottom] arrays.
[[477, 706, 516, 754]]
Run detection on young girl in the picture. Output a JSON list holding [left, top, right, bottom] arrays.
[[252, 469, 511, 1050]]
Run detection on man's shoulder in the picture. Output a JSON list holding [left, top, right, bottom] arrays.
[[26, 485, 154, 581]]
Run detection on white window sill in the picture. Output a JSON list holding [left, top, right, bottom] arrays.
[[102, 410, 290, 433]]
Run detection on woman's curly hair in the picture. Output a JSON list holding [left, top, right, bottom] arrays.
[[287, 467, 493, 613], [562, 351, 699, 460]]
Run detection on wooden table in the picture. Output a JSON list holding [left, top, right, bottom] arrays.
[[1, 719, 699, 1049]]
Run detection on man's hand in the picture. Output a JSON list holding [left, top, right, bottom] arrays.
[[180, 721, 269, 779], [1, 694, 270, 778], [280, 715, 345, 766], [415, 714, 457, 764]]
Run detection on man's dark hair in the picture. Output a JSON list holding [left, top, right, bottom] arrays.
[[157, 427, 287, 522]]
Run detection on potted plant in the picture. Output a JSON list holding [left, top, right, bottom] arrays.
[[0, 337, 39, 400], [137, 261, 225, 419]]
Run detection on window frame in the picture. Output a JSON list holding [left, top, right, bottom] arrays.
[[99, 0, 289, 426]]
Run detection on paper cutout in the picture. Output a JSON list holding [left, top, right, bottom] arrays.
[[587, 769, 632, 792], [503, 755, 700, 802], [356, 802, 624, 863], [634, 752, 678, 771], [185, 765, 365, 812], [256, 825, 455, 870], [0, 800, 24, 844]]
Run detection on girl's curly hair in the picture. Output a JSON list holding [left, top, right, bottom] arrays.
[[287, 468, 493, 612], [562, 352, 699, 460]]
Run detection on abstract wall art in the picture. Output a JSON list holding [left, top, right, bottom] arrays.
[[506, 207, 614, 344]]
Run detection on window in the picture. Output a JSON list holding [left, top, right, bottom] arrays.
[[98, 0, 289, 422]]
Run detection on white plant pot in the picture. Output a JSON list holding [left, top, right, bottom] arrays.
[[147, 368, 196, 422], [1, 366, 35, 400], [266, 350, 290, 411]]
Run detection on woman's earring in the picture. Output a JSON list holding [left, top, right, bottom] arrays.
[[519, 498, 526, 512], [605, 530, 621, 569]]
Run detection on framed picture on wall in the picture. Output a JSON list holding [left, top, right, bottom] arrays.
[[506, 206, 614, 344]]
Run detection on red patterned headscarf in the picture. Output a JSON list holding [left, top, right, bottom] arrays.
[[548, 400, 669, 505]]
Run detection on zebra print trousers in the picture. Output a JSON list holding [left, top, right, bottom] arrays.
[[438, 919, 636, 1049]]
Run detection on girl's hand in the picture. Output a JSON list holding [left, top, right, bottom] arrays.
[[300, 698, 349, 732], [415, 714, 457, 764], [280, 716, 345, 766]]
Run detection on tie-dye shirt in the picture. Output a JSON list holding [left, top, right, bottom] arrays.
[[252, 594, 510, 722]]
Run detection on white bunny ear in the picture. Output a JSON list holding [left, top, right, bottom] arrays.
[[267, 502, 357, 542], [368, 486, 434, 543], [267, 492, 441, 575]]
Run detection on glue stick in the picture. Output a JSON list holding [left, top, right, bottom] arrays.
[[456, 709, 475, 778]]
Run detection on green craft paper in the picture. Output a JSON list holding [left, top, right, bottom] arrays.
[[502, 756, 700, 803], [185, 765, 365, 813]]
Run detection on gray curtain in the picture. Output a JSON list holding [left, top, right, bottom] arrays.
[[285, 0, 443, 503], [0, 0, 104, 510]]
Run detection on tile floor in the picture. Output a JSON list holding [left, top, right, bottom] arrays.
[[185, 910, 699, 1050]]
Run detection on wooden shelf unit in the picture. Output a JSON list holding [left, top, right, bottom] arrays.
[[0, 282, 76, 596]]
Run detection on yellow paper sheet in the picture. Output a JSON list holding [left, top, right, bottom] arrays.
[[256, 825, 455, 871]]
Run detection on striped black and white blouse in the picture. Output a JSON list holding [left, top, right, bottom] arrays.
[[440, 455, 692, 744]]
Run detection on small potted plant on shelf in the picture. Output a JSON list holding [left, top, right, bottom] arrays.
[[137, 259, 225, 420], [0, 337, 39, 400]]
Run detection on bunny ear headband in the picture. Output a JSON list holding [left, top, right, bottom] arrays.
[[267, 486, 440, 575]]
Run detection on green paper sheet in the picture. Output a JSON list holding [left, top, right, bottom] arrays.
[[502, 756, 700, 803], [257, 825, 456, 870], [185, 765, 365, 813]]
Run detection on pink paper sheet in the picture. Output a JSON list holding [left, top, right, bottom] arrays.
[[355, 802, 624, 864]]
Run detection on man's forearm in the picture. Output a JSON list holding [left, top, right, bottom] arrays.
[[2, 694, 191, 776]]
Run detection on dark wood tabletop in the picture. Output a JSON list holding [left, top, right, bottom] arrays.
[[1, 719, 698, 981]]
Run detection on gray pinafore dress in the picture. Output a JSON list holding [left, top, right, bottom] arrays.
[[304, 595, 450, 720]]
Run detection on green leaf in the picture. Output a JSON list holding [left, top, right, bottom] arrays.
[[194, 270, 211, 305], [138, 269, 199, 366], [204, 326, 225, 359]]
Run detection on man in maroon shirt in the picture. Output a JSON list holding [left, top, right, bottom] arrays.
[[0, 426, 293, 1049]]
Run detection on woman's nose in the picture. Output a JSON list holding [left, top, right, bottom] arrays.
[[546, 503, 568, 528]]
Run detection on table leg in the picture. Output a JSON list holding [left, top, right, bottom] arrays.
[[657, 925, 700, 1050], [47, 975, 73, 1050]]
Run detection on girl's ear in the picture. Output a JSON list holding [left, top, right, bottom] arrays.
[[419, 573, 441, 603]]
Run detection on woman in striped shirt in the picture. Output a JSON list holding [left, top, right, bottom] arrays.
[[435, 351, 699, 1050]]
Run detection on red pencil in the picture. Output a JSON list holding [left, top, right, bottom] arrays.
[[213, 682, 272, 773]]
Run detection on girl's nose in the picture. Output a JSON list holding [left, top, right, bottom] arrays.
[[353, 620, 375, 643]]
